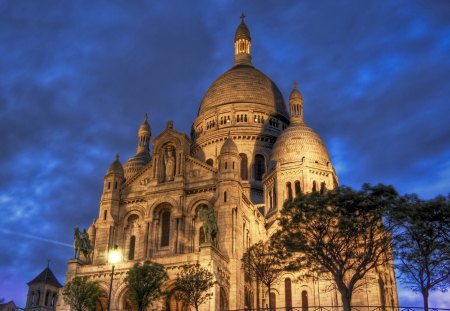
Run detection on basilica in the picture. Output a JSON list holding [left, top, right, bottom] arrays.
[[59, 16, 398, 311]]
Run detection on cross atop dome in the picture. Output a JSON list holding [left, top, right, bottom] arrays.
[[240, 13, 246, 23]]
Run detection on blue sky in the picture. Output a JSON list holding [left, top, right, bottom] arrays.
[[1, 0, 449, 307]]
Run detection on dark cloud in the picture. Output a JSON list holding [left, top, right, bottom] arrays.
[[1, 0, 449, 307]]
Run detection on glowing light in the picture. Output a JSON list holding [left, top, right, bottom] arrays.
[[108, 247, 122, 264]]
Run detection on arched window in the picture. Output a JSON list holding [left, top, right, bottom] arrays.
[[269, 292, 276, 310], [36, 291, 40, 306], [114, 181, 118, 189], [225, 162, 228, 169], [285, 278, 292, 311], [224, 191, 227, 203], [45, 291, 50, 306], [51, 293, 57, 307], [254, 154, 265, 181], [107, 182, 111, 190], [128, 235, 136, 260], [320, 182, 326, 194], [206, 158, 213, 166], [161, 211, 170, 247], [286, 182, 293, 200], [240, 153, 248, 180], [301, 290, 308, 311], [30, 292, 35, 306], [295, 181, 301, 196], [312, 181, 317, 192], [103, 210, 107, 220]]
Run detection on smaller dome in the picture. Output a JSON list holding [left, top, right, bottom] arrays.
[[123, 151, 151, 179], [289, 83, 303, 101], [271, 123, 331, 166], [220, 136, 239, 155], [107, 154, 124, 176], [235, 19, 251, 41]]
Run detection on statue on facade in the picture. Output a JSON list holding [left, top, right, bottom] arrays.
[[198, 208, 219, 247], [163, 145, 176, 181], [73, 226, 93, 263]]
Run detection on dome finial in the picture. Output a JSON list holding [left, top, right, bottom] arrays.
[[144, 113, 148, 122], [116, 153, 120, 161], [289, 81, 304, 123], [234, 14, 252, 66]]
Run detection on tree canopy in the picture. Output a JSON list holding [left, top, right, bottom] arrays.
[[62, 277, 103, 311], [174, 263, 215, 311], [390, 194, 450, 311], [277, 184, 399, 311], [125, 260, 168, 311]]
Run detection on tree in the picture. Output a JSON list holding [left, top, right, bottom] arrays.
[[174, 263, 216, 311], [125, 260, 168, 311], [277, 184, 399, 311], [242, 240, 285, 310], [62, 277, 103, 311], [390, 194, 450, 311]]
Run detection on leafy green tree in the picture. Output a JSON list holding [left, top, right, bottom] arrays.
[[390, 194, 450, 311], [62, 277, 103, 311], [125, 260, 168, 311], [174, 263, 215, 311], [277, 184, 398, 311], [242, 240, 285, 310]]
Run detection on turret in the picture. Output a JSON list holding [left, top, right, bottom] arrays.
[[137, 113, 151, 154], [123, 114, 152, 179], [102, 154, 124, 202], [25, 263, 62, 311], [218, 135, 241, 181], [234, 14, 252, 66], [289, 81, 304, 123]]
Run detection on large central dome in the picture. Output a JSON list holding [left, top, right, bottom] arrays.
[[197, 64, 288, 117]]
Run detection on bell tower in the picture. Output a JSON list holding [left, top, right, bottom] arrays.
[[234, 14, 252, 66]]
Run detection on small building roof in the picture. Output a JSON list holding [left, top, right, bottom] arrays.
[[27, 266, 62, 288]]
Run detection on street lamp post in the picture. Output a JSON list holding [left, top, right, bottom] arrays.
[[107, 245, 122, 311]]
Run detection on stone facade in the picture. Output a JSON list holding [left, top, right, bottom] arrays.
[[59, 16, 398, 311]]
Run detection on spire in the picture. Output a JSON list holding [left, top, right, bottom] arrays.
[[137, 113, 151, 154], [289, 81, 304, 123], [234, 13, 252, 66]]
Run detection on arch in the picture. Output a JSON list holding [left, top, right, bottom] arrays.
[[301, 290, 309, 311], [186, 197, 213, 216], [160, 210, 171, 247], [312, 180, 317, 192], [127, 214, 139, 226], [254, 154, 265, 181], [320, 182, 326, 194], [269, 292, 276, 310], [286, 182, 292, 200], [128, 235, 136, 260], [219, 286, 229, 311], [294, 181, 301, 196], [240, 153, 248, 180], [285, 278, 292, 311], [148, 197, 178, 218], [123, 205, 146, 222]]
